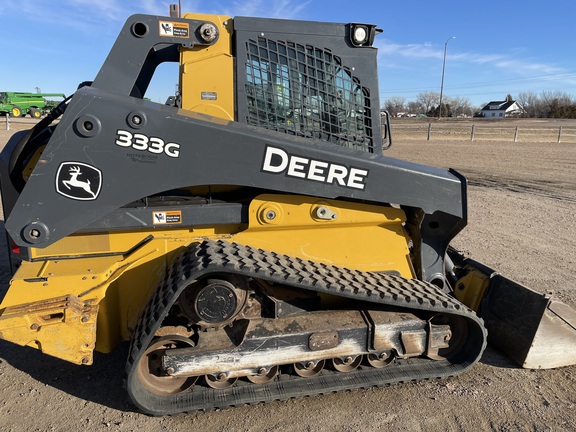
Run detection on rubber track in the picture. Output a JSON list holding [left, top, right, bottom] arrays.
[[125, 240, 487, 415]]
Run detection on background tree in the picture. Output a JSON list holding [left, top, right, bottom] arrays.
[[382, 96, 406, 117], [517, 92, 540, 118], [450, 96, 473, 117], [407, 101, 423, 114], [547, 94, 576, 118], [540, 90, 571, 106], [416, 91, 440, 114], [517, 91, 575, 118], [382, 89, 576, 119], [427, 102, 452, 118]]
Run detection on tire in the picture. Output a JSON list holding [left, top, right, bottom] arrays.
[[11, 106, 22, 117], [30, 108, 41, 118]]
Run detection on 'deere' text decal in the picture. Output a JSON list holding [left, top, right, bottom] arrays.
[[261, 146, 368, 190]]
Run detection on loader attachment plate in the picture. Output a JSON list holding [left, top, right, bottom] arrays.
[[449, 249, 576, 369], [482, 275, 576, 369]]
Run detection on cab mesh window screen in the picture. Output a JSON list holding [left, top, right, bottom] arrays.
[[244, 37, 374, 152]]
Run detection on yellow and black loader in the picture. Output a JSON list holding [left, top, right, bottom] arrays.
[[0, 9, 575, 415]]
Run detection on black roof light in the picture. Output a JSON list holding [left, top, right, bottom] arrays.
[[349, 23, 382, 47]]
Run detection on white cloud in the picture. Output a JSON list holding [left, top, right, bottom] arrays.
[[63, 0, 172, 21], [66, 0, 125, 21], [375, 40, 440, 60], [201, 0, 310, 19], [139, 0, 173, 16], [0, 0, 311, 33], [376, 38, 568, 79]]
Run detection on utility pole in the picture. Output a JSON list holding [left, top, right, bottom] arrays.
[[438, 36, 455, 119]]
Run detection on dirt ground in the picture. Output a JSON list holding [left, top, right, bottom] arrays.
[[0, 120, 575, 431]]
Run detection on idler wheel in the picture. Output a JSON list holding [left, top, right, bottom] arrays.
[[428, 313, 467, 360], [136, 335, 197, 395]]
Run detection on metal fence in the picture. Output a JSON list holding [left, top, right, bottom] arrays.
[[3, 114, 42, 131], [5, 114, 576, 144], [391, 122, 576, 143]]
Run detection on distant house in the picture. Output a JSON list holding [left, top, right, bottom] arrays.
[[479, 100, 524, 118]]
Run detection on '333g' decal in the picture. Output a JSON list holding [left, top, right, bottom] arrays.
[[115, 130, 181, 158]]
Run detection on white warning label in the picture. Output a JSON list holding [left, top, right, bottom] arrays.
[[152, 210, 182, 225], [159, 21, 190, 38]]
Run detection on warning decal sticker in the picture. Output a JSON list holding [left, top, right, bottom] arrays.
[[153, 210, 183, 225], [159, 21, 190, 38]]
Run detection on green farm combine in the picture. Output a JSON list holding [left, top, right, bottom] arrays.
[[0, 92, 65, 118]]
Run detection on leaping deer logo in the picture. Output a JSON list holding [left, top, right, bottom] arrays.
[[56, 162, 102, 201], [62, 166, 96, 198]]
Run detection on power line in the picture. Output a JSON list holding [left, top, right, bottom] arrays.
[[379, 72, 576, 103], [379, 72, 576, 97]]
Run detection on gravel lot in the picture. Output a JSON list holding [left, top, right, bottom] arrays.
[[0, 120, 575, 431]]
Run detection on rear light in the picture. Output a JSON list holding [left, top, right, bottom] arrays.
[[11, 240, 20, 254]]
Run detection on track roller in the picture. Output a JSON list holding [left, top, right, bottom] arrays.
[[294, 360, 325, 377], [332, 355, 363, 372], [366, 351, 394, 368], [205, 373, 237, 389], [247, 366, 279, 384]]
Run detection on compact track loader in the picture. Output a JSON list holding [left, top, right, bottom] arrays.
[[1, 11, 575, 416]]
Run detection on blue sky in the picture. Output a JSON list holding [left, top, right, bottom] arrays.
[[1, 0, 575, 108]]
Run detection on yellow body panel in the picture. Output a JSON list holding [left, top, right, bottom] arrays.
[[0, 195, 413, 365], [454, 268, 490, 311], [180, 13, 234, 120], [0, 295, 97, 365], [234, 195, 414, 276], [0, 226, 240, 362]]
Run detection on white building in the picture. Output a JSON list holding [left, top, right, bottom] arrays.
[[480, 100, 524, 118]]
